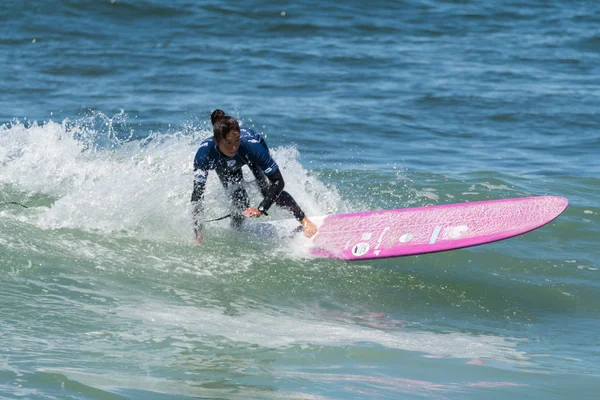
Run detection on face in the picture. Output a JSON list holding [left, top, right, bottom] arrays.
[[217, 130, 240, 157]]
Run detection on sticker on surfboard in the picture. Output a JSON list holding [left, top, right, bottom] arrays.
[[351, 242, 370, 256]]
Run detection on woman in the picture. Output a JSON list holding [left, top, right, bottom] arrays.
[[191, 110, 317, 246]]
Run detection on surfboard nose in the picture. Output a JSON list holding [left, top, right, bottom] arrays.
[[547, 196, 569, 215]]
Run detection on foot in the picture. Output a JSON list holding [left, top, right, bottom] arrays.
[[301, 217, 318, 238]]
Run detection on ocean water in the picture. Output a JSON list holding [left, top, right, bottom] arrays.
[[1, 1, 599, 399]]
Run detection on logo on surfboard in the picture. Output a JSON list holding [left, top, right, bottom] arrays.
[[351, 243, 370, 256]]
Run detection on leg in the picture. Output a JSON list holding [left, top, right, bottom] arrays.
[[217, 168, 249, 229], [229, 186, 250, 229]]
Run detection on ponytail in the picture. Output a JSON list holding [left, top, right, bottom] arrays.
[[210, 109, 226, 126]]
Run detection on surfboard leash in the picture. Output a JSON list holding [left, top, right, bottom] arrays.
[[205, 214, 231, 223], [204, 214, 303, 236], [0, 201, 29, 208]]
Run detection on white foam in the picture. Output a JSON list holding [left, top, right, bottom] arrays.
[[479, 182, 512, 191], [0, 119, 342, 242], [411, 189, 440, 201], [36, 368, 316, 399], [118, 303, 530, 366]]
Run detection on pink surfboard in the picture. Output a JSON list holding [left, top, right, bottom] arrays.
[[309, 196, 568, 261]]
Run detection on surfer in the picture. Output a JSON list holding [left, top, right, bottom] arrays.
[[191, 110, 318, 246]]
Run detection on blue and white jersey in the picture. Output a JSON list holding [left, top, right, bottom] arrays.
[[193, 128, 278, 184]]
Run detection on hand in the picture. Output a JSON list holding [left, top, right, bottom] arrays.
[[243, 207, 262, 218], [195, 231, 204, 247], [301, 217, 317, 238]]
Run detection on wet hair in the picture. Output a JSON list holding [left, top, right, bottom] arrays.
[[210, 109, 226, 126], [213, 116, 240, 142]]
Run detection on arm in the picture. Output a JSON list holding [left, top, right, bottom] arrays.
[[191, 169, 208, 243], [191, 180, 205, 233], [244, 137, 282, 214], [242, 169, 284, 218], [258, 169, 284, 213]]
